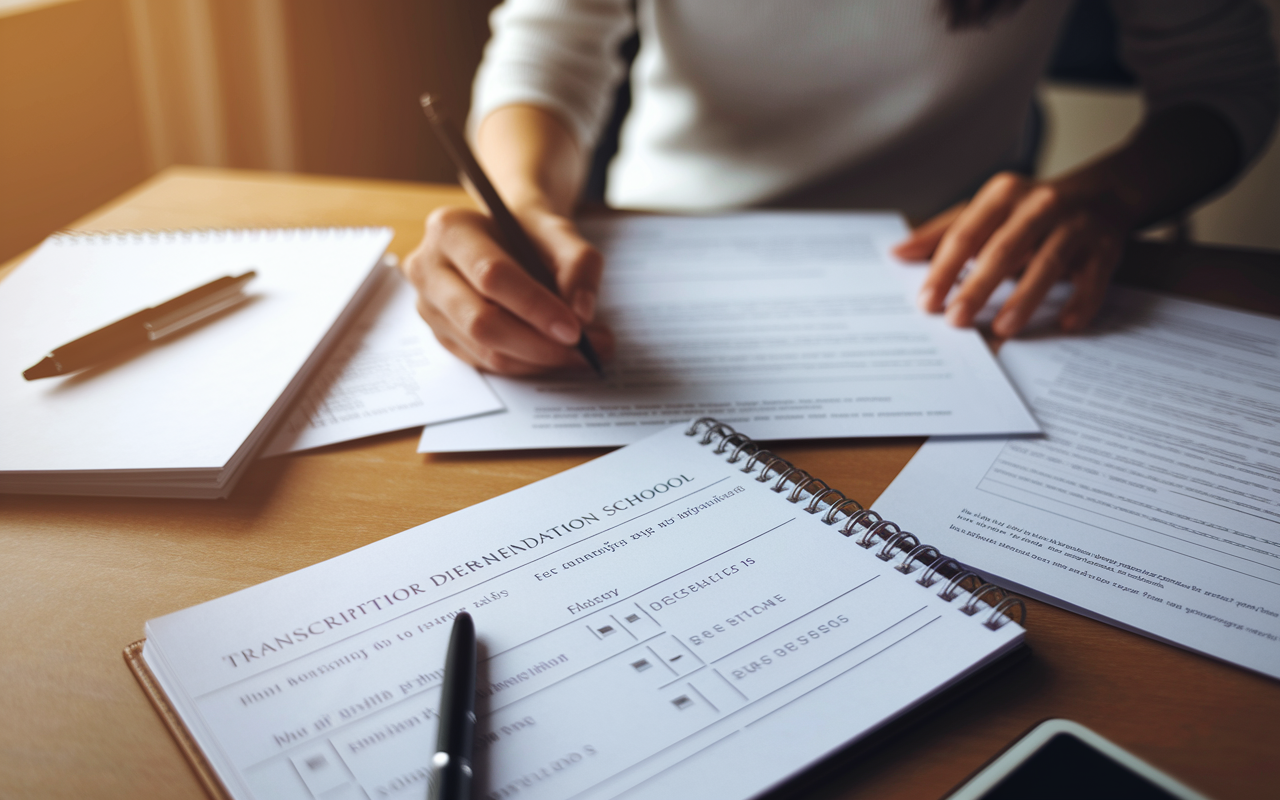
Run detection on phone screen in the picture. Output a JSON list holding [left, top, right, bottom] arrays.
[[976, 732, 1181, 800]]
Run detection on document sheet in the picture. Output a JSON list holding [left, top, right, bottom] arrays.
[[264, 269, 501, 456], [418, 213, 1039, 452], [143, 423, 1024, 800], [876, 289, 1280, 679]]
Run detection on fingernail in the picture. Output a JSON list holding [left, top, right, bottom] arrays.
[[550, 321, 579, 345], [897, 241, 926, 259], [993, 310, 1019, 338], [573, 290, 596, 322], [918, 286, 939, 311], [946, 299, 973, 327]]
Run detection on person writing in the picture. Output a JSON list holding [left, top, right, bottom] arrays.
[[403, 0, 1278, 375]]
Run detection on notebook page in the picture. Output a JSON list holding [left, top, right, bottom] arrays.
[[0, 228, 391, 475], [417, 212, 1039, 452], [876, 288, 1280, 679], [144, 422, 1023, 800]]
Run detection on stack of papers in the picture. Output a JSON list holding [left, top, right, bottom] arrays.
[[263, 270, 501, 456], [418, 212, 1040, 451], [241, 212, 1042, 459], [0, 227, 392, 498]]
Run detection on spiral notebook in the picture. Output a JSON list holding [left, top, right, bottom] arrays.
[[0, 227, 392, 498], [126, 418, 1026, 800]]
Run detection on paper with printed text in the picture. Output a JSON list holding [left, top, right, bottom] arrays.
[[418, 213, 1039, 452], [876, 289, 1280, 679], [144, 423, 1023, 800]]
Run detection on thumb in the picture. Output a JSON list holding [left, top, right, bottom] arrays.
[[523, 213, 604, 323]]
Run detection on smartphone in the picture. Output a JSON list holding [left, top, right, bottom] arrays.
[[944, 719, 1209, 800]]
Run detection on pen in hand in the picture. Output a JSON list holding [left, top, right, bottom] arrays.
[[418, 94, 605, 377], [430, 611, 478, 800]]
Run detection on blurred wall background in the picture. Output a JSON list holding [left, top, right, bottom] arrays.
[[1, 0, 1277, 265], [1038, 0, 1280, 250], [0, 0, 496, 263]]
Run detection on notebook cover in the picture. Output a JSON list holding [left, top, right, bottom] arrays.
[[124, 639, 232, 800]]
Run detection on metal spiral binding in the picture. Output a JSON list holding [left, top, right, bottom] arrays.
[[685, 417, 1026, 631]]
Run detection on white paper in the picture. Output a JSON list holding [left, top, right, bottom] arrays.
[[143, 422, 1023, 800], [263, 270, 502, 456], [0, 228, 391, 496], [875, 288, 1280, 679], [418, 213, 1039, 452]]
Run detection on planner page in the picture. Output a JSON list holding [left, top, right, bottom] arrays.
[[144, 422, 1024, 800], [417, 212, 1039, 452], [264, 269, 502, 456], [876, 288, 1280, 680]]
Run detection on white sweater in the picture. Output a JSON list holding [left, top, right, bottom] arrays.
[[471, 0, 1279, 219]]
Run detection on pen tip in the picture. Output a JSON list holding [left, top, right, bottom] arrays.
[[575, 334, 605, 378], [23, 357, 61, 381]]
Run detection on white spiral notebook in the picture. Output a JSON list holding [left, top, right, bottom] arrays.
[[127, 419, 1026, 800], [0, 227, 393, 498]]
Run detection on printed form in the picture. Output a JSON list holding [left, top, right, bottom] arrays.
[[876, 289, 1280, 679], [144, 424, 1023, 800], [265, 268, 502, 456], [418, 213, 1039, 452]]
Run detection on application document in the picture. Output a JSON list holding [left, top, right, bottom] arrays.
[[265, 269, 502, 456], [876, 288, 1280, 679], [141, 423, 1024, 800], [418, 213, 1039, 452]]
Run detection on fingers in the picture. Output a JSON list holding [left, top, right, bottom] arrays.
[[402, 206, 610, 375], [526, 214, 604, 323], [988, 215, 1120, 338], [892, 202, 966, 261], [916, 172, 1125, 336], [990, 222, 1084, 338], [422, 261, 577, 370], [436, 208, 583, 344], [918, 172, 1029, 314], [947, 184, 1067, 327]]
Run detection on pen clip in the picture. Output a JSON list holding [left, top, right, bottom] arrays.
[[144, 276, 255, 340]]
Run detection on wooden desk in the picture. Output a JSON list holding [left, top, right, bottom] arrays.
[[2, 167, 1277, 800]]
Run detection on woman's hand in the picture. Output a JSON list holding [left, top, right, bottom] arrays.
[[401, 205, 610, 375], [894, 171, 1130, 338]]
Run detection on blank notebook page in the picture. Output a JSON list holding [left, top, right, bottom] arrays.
[[0, 228, 392, 477]]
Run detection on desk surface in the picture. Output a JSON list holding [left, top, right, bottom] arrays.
[[2, 167, 1277, 800]]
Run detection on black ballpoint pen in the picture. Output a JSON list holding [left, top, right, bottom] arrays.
[[430, 611, 478, 800], [419, 93, 605, 376], [23, 270, 257, 380]]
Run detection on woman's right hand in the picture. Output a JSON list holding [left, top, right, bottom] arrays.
[[402, 205, 610, 375]]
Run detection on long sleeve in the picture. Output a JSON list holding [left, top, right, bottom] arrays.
[[468, 0, 635, 150], [1112, 0, 1280, 167], [465, 1, 1279, 216]]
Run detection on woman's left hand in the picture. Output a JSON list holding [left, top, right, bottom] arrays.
[[893, 171, 1131, 338]]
